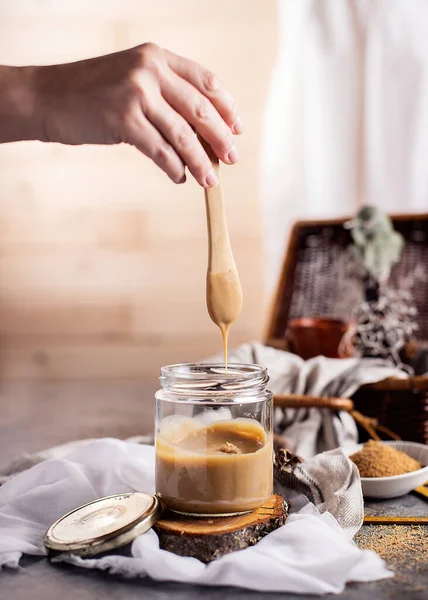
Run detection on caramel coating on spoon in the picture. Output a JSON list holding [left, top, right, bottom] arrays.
[[206, 270, 243, 366]]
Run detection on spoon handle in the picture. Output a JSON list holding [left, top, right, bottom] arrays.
[[199, 138, 235, 274]]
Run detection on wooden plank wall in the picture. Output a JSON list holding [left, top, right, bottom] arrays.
[[0, 0, 277, 381]]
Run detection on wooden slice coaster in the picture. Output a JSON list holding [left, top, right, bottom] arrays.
[[154, 494, 288, 563]]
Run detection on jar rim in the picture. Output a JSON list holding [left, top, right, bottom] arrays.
[[158, 363, 270, 400], [160, 363, 267, 380]]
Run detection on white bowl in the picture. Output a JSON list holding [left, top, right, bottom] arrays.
[[346, 441, 428, 499]]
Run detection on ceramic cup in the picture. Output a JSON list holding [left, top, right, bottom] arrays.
[[286, 317, 355, 360]]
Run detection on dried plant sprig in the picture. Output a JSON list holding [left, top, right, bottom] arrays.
[[352, 284, 420, 371]]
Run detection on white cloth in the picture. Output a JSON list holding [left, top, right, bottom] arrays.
[[262, 0, 428, 290], [206, 342, 406, 458], [0, 438, 392, 594], [0, 434, 153, 486]]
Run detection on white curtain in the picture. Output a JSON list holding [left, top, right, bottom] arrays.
[[261, 0, 428, 290]]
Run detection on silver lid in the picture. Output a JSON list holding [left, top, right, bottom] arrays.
[[44, 492, 163, 557]]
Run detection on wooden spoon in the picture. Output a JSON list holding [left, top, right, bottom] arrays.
[[200, 137, 243, 366]]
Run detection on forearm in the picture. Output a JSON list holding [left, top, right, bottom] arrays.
[[0, 65, 41, 143]]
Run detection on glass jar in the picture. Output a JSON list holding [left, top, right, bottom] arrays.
[[155, 363, 273, 517]]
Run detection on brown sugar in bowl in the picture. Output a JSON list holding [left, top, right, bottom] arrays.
[[347, 441, 428, 499], [350, 440, 422, 478]]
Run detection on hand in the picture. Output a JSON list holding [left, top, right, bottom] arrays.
[[33, 44, 243, 186]]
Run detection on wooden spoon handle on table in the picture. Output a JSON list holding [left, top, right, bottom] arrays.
[[199, 137, 243, 364]]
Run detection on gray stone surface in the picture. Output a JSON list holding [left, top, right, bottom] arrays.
[[364, 493, 428, 518]]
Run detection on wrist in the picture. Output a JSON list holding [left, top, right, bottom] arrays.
[[0, 65, 43, 143]]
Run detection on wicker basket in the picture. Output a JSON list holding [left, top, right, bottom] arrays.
[[265, 213, 428, 444]]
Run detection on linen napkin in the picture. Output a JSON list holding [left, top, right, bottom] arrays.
[[0, 438, 392, 594], [205, 343, 407, 458]]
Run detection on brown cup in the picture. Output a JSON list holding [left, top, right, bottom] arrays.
[[286, 317, 355, 360]]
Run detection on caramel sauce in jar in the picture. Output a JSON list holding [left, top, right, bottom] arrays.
[[155, 364, 273, 516], [156, 419, 273, 515]]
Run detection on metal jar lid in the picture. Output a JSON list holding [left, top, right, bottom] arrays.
[[44, 492, 163, 557]]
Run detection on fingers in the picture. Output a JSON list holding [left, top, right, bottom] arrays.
[[125, 44, 241, 186], [146, 97, 218, 187], [161, 72, 238, 166], [164, 50, 243, 135], [127, 112, 186, 184]]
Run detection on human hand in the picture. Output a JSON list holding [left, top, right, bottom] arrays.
[[34, 44, 243, 186]]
